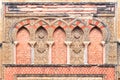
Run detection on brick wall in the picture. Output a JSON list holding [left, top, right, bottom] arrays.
[[88, 27, 103, 64], [16, 27, 31, 64], [4, 65, 115, 80], [52, 27, 67, 64]]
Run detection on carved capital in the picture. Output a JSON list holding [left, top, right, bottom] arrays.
[[28, 41, 36, 47], [101, 41, 105, 46], [47, 41, 54, 46], [64, 41, 72, 46], [118, 40, 120, 43], [13, 41, 19, 45], [83, 41, 90, 46]]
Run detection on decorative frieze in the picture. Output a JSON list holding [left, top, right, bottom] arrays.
[[4, 2, 115, 17]]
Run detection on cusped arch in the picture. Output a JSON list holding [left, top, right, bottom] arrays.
[[17, 27, 30, 37], [70, 19, 86, 30], [88, 19, 110, 41], [89, 27, 103, 42], [52, 26, 66, 37], [33, 19, 50, 31], [51, 19, 68, 30], [35, 26, 48, 41], [14, 17, 39, 29], [71, 26, 84, 41], [9, 17, 39, 42]]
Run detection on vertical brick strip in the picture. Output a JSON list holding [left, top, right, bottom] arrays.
[[16, 28, 31, 64], [88, 28, 103, 64], [52, 27, 67, 64]]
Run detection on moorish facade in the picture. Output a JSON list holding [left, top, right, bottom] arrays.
[[0, 1, 120, 80]]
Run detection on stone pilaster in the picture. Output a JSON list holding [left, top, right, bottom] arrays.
[[47, 41, 54, 64], [28, 41, 36, 64], [65, 41, 72, 64], [83, 41, 90, 64], [13, 41, 18, 64], [101, 41, 106, 64]]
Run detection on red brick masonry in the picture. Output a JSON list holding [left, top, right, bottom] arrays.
[[4, 65, 115, 80]]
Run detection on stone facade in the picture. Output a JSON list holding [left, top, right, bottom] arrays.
[[0, 1, 119, 80]]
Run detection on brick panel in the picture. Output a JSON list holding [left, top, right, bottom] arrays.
[[52, 27, 67, 64], [4, 66, 115, 80], [16, 28, 31, 64], [88, 28, 103, 64], [17, 76, 103, 80]]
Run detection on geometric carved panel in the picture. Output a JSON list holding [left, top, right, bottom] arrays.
[[70, 27, 84, 64], [34, 27, 48, 64]]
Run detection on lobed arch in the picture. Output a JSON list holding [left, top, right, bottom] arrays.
[[35, 26, 48, 41], [89, 27, 103, 42], [13, 17, 39, 29], [87, 19, 110, 42], [33, 19, 50, 31], [69, 19, 86, 31], [71, 26, 84, 41], [9, 17, 39, 42], [50, 20, 68, 40], [17, 27, 30, 36], [33, 19, 50, 41], [69, 19, 86, 41], [51, 19, 68, 30]]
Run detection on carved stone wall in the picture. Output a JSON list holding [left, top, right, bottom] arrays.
[[2, 43, 13, 64], [70, 27, 84, 64], [34, 27, 48, 64]]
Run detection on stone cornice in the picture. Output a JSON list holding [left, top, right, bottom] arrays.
[[3, 64, 116, 67]]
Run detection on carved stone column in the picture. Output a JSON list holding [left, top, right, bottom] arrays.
[[83, 41, 90, 64], [47, 41, 54, 64], [28, 41, 36, 64], [101, 41, 106, 64], [13, 41, 18, 64], [65, 41, 72, 64]]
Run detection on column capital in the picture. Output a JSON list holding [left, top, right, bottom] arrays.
[[101, 41, 105, 46], [13, 41, 19, 45], [83, 41, 90, 45], [28, 41, 36, 47], [47, 41, 54, 46], [64, 41, 72, 46]]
